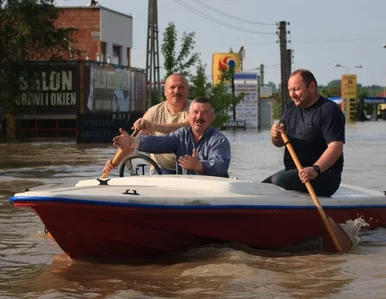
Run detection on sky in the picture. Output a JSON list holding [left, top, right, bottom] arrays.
[[56, 0, 386, 87]]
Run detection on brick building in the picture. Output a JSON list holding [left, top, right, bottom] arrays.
[[7, 5, 147, 143], [56, 5, 133, 66]]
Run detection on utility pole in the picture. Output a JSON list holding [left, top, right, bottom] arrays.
[[145, 0, 161, 108], [277, 21, 290, 115], [259, 64, 264, 85], [287, 49, 292, 78]]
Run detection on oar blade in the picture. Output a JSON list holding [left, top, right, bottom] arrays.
[[322, 217, 353, 253]]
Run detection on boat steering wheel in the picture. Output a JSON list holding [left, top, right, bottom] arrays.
[[118, 153, 162, 177]]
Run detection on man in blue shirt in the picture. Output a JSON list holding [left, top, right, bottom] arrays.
[[111, 96, 231, 177]]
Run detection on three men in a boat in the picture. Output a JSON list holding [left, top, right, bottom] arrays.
[[264, 69, 345, 197]]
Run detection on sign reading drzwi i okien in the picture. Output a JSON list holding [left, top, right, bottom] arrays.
[[15, 65, 80, 114]]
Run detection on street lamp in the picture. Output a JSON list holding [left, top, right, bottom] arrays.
[[334, 63, 362, 73]]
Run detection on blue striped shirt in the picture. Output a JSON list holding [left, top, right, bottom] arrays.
[[138, 126, 231, 177]]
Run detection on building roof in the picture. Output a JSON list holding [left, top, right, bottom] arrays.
[[57, 5, 133, 19]]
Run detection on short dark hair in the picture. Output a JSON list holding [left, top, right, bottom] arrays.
[[191, 96, 214, 113], [291, 69, 318, 87]]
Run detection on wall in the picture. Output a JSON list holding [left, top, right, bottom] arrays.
[[57, 7, 101, 60], [100, 7, 133, 66]]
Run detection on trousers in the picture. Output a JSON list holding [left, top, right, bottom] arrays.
[[262, 168, 342, 197]]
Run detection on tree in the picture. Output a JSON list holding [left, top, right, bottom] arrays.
[[189, 59, 210, 98], [0, 0, 81, 118], [357, 87, 370, 121], [161, 22, 199, 81], [209, 67, 244, 128]]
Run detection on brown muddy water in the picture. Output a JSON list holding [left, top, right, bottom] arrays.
[[0, 121, 386, 299]]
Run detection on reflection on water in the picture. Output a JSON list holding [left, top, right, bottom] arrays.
[[6, 246, 353, 299], [0, 121, 386, 298]]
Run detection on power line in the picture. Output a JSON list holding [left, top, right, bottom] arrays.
[[172, 0, 275, 35], [192, 0, 275, 26]]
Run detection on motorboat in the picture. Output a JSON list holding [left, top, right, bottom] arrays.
[[9, 175, 386, 259]]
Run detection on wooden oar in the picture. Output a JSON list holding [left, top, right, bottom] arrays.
[[281, 132, 352, 253], [100, 130, 139, 179]]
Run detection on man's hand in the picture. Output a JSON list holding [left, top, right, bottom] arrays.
[[103, 159, 116, 173], [271, 123, 285, 139], [113, 128, 135, 149], [271, 123, 286, 147], [178, 148, 204, 172], [132, 118, 154, 132], [298, 166, 318, 183]]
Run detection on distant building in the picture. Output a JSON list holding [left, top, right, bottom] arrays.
[[56, 5, 133, 66], [6, 5, 146, 143]]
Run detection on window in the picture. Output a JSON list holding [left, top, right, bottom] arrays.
[[99, 42, 106, 62], [112, 45, 121, 65]]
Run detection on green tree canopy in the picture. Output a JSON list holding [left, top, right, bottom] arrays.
[[189, 59, 210, 98], [0, 0, 80, 117], [161, 22, 199, 81]]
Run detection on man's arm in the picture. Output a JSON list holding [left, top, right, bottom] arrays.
[[133, 115, 189, 134], [313, 141, 343, 173], [298, 141, 343, 183], [153, 117, 189, 134]]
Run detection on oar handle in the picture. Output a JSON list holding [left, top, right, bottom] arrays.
[[100, 130, 139, 179], [281, 132, 343, 253]]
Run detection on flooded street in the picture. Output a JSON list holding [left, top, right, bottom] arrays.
[[0, 121, 386, 299]]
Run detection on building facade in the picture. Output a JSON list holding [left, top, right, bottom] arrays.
[[56, 5, 133, 66], [5, 5, 147, 143]]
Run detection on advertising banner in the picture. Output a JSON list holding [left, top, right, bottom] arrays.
[[229, 73, 259, 129], [212, 53, 241, 85], [86, 64, 146, 113], [15, 64, 81, 114]]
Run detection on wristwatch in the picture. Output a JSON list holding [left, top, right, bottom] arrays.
[[312, 165, 321, 175]]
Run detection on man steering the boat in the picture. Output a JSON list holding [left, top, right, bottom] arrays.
[[111, 96, 231, 178], [263, 69, 345, 197], [104, 73, 190, 175]]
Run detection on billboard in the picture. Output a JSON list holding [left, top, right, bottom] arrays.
[[229, 73, 259, 129], [212, 53, 241, 85], [341, 74, 357, 110], [15, 64, 81, 114], [86, 64, 146, 113]]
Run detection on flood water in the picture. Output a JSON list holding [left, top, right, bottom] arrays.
[[0, 121, 385, 299]]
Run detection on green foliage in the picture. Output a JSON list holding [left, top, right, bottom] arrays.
[[208, 67, 244, 128], [272, 94, 281, 120], [319, 85, 340, 98], [356, 87, 370, 120], [0, 0, 81, 117], [190, 59, 210, 98], [327, 79, 341, 87], [161, 22, 199, 81], [267, 81, 278, 93]]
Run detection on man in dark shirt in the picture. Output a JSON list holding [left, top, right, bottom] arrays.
[[263, 69, 345, 197]]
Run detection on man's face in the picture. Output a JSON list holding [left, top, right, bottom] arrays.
[[288, 73, 315, 108], [164, 75, 188, 105], [188, 102, 214, 134]]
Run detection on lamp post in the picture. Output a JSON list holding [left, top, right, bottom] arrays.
[[334, 63, 362, 74]]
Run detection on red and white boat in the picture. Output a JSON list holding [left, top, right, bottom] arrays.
[[9, 175, 386, 259]]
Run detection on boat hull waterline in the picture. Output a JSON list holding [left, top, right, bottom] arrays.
[[9, 175, 386, 259]]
